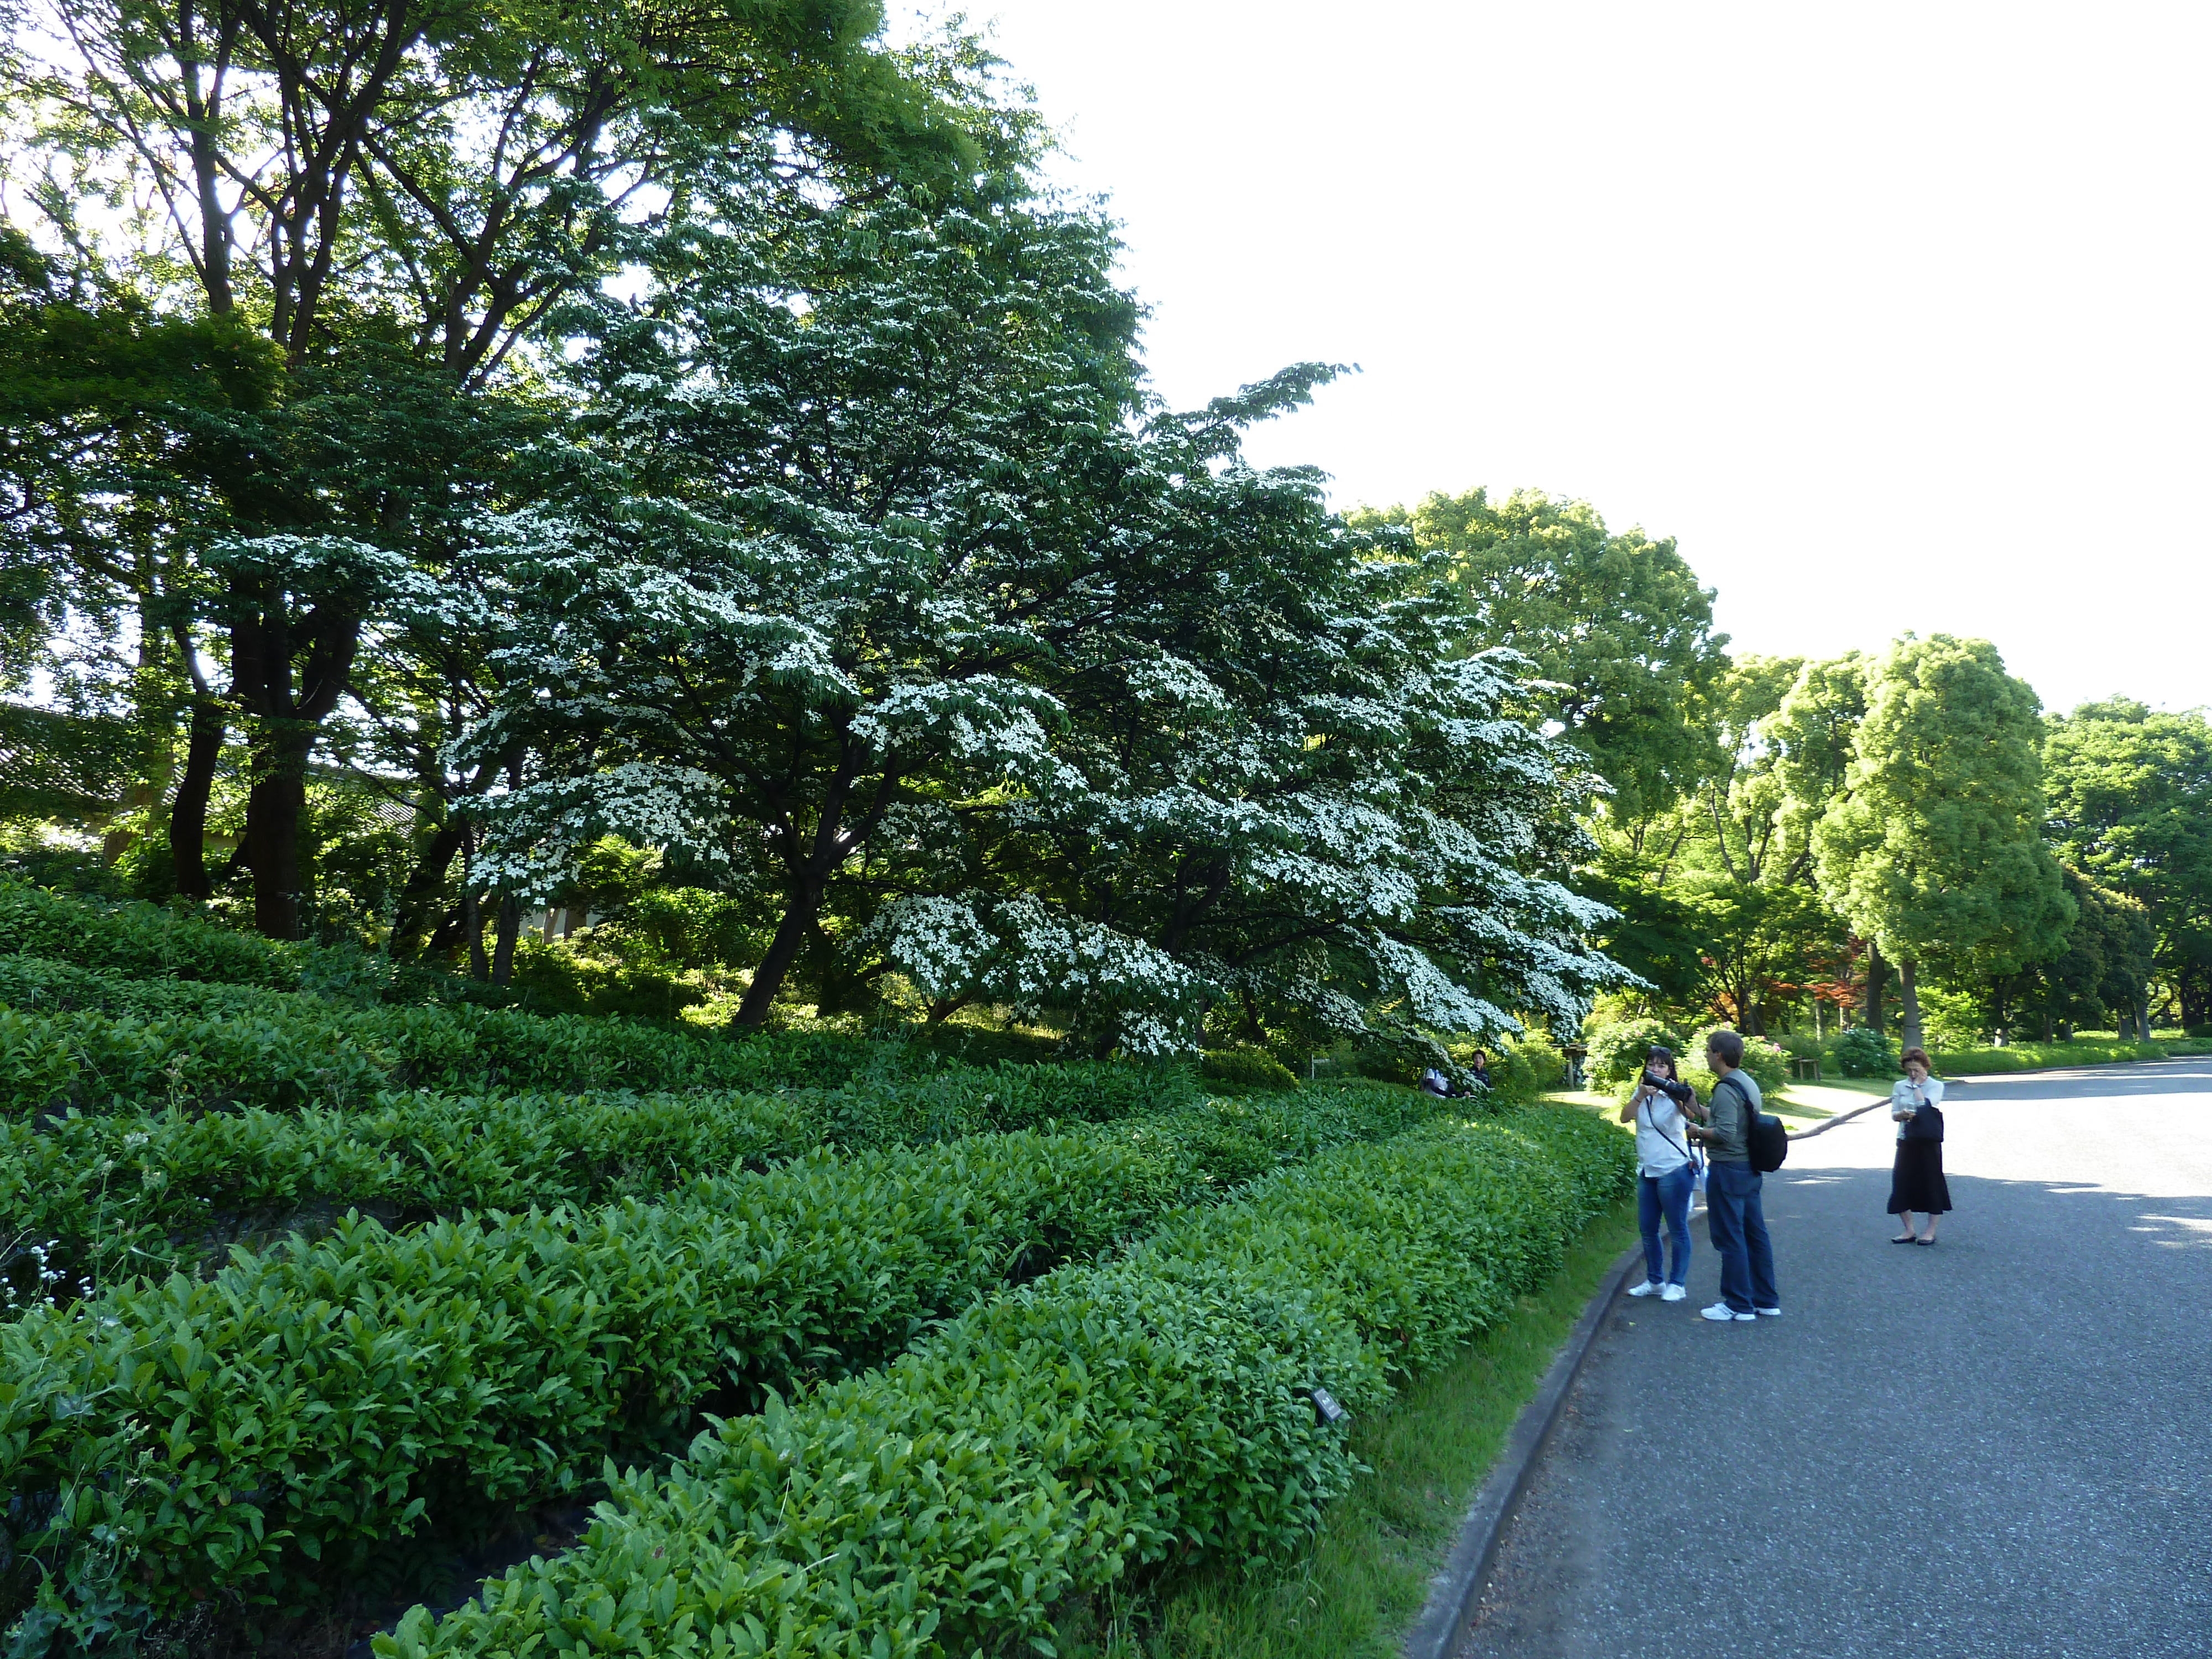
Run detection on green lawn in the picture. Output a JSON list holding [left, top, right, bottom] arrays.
[[1077, 1196, 1640, 1659]]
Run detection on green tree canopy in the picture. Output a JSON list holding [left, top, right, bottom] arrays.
[[1354, 487, 1729, 834], [2041, 700, 2212, 1027], [1812, 634, 2073, 1050]]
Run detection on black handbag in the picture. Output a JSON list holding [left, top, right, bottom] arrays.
[[1903, 1101, 1945, 1142]]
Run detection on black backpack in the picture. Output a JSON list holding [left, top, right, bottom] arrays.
[[1720, 1072, 1788, 1173]]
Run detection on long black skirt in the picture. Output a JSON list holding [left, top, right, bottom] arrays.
[[1887, 1136, 1952, 1215]]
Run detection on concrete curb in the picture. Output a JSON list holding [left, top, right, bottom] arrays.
[[1399, 1239, 1645, 1659]]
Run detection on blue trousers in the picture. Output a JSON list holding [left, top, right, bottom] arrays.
[[1705, 1160, 1778, 1313], [1637, 1163, 1695, 1286]]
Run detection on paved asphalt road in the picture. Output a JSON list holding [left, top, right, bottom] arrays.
[[1458, 1058, 2212, 1659]]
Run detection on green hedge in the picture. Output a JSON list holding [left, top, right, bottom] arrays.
[[0, 985, 1197, 1124], [1582, 1018, 1684, 1085], [3, 1075, 1401, 1292], [1, 1088, 823, 1287], [0, 882, 308, 990], [0, 1132, 1191, 1625], [0, 1085, 1449, 1632], [1201, 1047, 1302, 1094], [380, 1105, 1634, 1658]]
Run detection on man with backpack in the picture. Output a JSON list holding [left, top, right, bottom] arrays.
[[1687, 1029, 1782, 1323]]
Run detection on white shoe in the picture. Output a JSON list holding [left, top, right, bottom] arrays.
[[1661, 1284, 1687, 1302], [1755, 1306, 1782, 1317], [1702, 1303, 1756, 1322], [1627, 1279, 1661, 1297]]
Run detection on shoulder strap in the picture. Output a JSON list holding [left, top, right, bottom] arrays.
[[1644, 1098, 1692, 1163]]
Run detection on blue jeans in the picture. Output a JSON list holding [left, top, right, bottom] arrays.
[[1705, 1160, 1778, 1313], [1637, 1163, 1695, 1286]]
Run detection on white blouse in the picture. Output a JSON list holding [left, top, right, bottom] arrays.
[[1890, 1076, 1944, 1139]]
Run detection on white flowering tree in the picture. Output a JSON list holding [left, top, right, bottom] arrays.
[[466, 192, 1626, 1051]]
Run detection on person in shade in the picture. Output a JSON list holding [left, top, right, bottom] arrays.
[[1888, 1046, 1952, 1245], [1619, 1045, 1703, 1303], [1687, 1029, 1780, 1322]]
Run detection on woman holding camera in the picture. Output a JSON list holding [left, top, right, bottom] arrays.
[[1619, 1045, 1704, 1301], [1888, 1046, 1951, 1245]]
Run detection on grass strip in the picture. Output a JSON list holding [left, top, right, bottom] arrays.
[[1100, 1196, 1638, 1659]]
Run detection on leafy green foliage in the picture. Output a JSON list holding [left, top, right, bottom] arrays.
[[1832, 1026, 1897, 1077], [0, 945, 1198, 1118], [1583, 1018, 1686, 1085], [1688, 1026, 1791, 1095], [1362, 487, 1729, 828], [1203, 1048, 1302, 1094], [1484, 1034, 1568, 1104], [1, 1084, 1457, 1628], [378, 1107, 1633, 1658], [1, 1087, 822, 1286], [1813, 635, 2073, 1047], [0, 882, 311, 989], [2041, 702, 2212, 1028]]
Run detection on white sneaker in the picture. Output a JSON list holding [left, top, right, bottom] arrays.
[[1702, 1303, 1756, 1322], [1755, 1306, 1782, 1317], [1627, 1279, 1661, 1297], [1661, 1284, 1687, 1302]]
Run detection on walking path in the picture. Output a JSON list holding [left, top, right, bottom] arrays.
[[1457, 1058, 2212, 1659]]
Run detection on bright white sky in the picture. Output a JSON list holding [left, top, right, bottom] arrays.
[[895, 1, 2210, 717]]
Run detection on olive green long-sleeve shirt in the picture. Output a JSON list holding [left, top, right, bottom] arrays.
[[1699, 1071, 1764, 1164]]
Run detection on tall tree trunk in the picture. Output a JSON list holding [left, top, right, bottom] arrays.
[[465, 891, 488, 979], [461, 823, 488, 979], [1898, 957, 1924, 1053], [1861, 941, 1886, 1034], [733, 751, 898, 1028], [388, 820, 466, 957], [231, 590, 362, 940], [489, 895, 522, 985], [246, 728, 314, 940], [2137, 998, 2152, 1042], [735, 878, 824, 1026], [170, 698, 226, 899]]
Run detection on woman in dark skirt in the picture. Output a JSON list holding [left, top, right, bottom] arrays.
[[1887, 1046, 1950, 1244]]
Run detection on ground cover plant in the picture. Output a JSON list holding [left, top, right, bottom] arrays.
[[1122, 1197, 1642, 1659], [0, 1088, 821, 1287], [0, 930, 1213, 1126], [0, 1077, 1462, 1641], [1, 1076, 1428, 1295], [361, 1106, 1631, 1658]]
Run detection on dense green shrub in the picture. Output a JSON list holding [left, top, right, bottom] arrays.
[[0, 953, 1199, 1122], [504, 936, 709, 1019], [0, 993, 831, 1118], [0, 1084, 1451, 1630], [0, 882, 307, 988], [1833, 1026, 1897, 1077], [0, 1131, 1197, 1623], [1924, 1037, 2178, 1074], [0, 1088, 825, 1285], [380, 1107, 1633, 1658], [1202, 1047, 1301, 1094], [800, 1056, 1199, 1143], [1691, 1026, 1791, 1095], [1583, 1017, 1686, 1085], [1488, 1032, 1567, 1103]]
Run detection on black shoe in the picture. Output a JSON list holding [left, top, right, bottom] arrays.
[[1891, 1233, 1918, 1244]]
